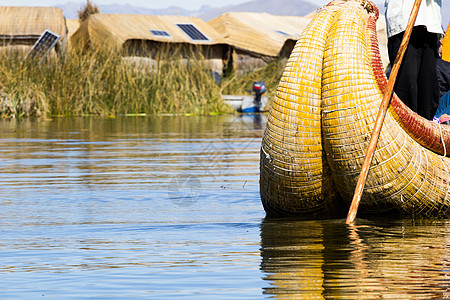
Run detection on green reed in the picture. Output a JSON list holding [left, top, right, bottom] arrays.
[[0, 48, 286, 118]]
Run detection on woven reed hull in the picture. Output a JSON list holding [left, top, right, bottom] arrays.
[[260, 0, 450, 217], [260, 1, 346, 217]]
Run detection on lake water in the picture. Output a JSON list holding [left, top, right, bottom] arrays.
[[0, 115, 449, 299]]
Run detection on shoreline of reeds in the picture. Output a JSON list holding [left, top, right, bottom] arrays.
[[0, 48, 286, 118]]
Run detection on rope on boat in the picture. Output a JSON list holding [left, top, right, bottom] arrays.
[[438, 124, 447, 157], [437, 124, 449, 215], [261, 145, 271, 161]]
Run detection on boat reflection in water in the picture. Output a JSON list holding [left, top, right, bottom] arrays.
[[260, 218, 450, 298]]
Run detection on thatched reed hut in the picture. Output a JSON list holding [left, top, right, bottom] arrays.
[[0, 6, 67, 56], [208, 12, 312, 74], [208, 11, 390, 74], [71, 14, 230, 77]]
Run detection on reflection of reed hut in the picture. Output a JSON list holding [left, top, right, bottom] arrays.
[[71, 14, 229, 77], [0, 6, 67, 55], [208, 12, 312, 73]]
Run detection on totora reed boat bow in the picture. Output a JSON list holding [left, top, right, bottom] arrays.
[[260, 0, 450, 218]]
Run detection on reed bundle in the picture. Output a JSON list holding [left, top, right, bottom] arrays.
[[260, 0, 450, 217]]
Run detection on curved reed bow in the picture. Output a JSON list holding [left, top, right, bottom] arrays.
[[346, 0, 423, 223]]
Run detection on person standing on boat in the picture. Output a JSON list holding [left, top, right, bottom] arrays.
[[385, 0, 444, 120]]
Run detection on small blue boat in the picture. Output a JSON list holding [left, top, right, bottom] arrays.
[[221, 81, 269, 113]]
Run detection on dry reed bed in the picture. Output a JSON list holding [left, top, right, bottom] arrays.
[[0, 47, 284, 118]]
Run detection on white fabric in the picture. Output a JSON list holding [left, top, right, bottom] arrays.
[[384, 0, 444, 37]]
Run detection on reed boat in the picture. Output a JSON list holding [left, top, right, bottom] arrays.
[[222, 81, 269, 113], [260, 0, 450, 218]]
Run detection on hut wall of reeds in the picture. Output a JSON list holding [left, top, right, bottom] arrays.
[[65, 19, 80, 49], [71, 14, 230, 77], [0, 6, 67, 56], [208, 12, 312, 74]]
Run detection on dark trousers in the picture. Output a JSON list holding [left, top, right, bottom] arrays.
[[388, 26, 440, 120]]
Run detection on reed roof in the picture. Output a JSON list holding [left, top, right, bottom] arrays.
[[208, 12, 312, 57], [71, 14, 227, 50], [0, 6, 67, 40]]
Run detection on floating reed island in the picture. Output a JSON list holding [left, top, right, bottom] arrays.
[[0, 5, 297, 118], [260, 0, 450, 218]]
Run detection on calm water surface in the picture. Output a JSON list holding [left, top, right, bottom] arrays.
[[0, 115, 449, 299]]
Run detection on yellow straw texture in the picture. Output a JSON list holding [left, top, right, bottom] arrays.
[[260, 0, 450, 217], [260, 1, 346, 216]]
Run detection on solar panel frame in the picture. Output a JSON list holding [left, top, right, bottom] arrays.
[[26, 29, 61, 62], [176, 24, 209, 41]]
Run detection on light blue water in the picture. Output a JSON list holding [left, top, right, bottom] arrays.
[[0, 115, 449, 299]]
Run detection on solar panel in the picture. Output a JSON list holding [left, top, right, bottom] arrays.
[[26, 29, 61, 61], [176, 24, 208, 41], [150, 30, 170, 37]]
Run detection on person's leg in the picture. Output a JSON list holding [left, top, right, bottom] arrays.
[[388, 28, 421, 113], [417, 31, 440, 120]]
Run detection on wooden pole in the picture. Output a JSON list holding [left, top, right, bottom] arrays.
[[346, 0, 423, 224]]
